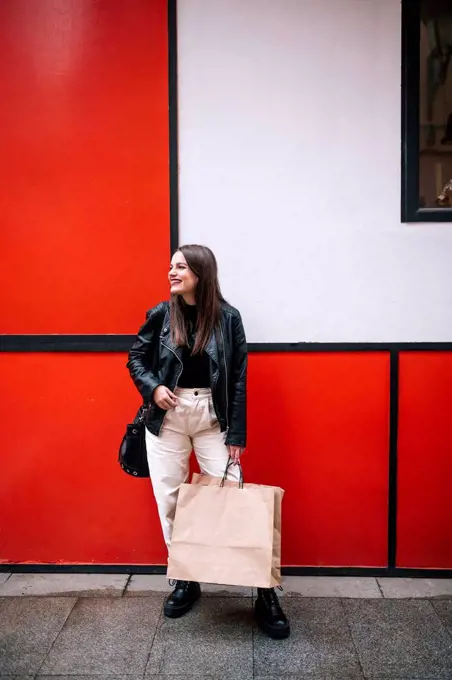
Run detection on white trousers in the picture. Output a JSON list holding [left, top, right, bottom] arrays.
[[145, 387, 240, 548]]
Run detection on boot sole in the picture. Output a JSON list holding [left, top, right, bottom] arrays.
[[163, 593, 200, 619], [256, 617, 290, 639]]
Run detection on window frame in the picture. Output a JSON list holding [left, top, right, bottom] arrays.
[[402, 0, 452, 222]]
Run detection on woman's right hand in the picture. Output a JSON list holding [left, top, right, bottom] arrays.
[[153, 385, 178, 410]]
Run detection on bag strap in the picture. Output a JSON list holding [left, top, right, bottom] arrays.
[[221, 457, 244, 489]]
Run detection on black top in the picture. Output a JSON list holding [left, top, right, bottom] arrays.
[[178, 303, 211, 388]]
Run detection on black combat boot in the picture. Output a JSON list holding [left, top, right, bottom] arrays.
[[163, 580, 201, 618], [255, 587, 290, 639]]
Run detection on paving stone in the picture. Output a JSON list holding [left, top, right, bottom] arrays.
[[146, 677, 250, 680], [38, 596, 163, 675], [2, 677, 43, 680], [201, 582, 252, 597], [37, 676, 144, 680], [377, 578, 452, 599], [253, 598, 362, 677], [431, 599, 452, 635], [0, 573, 128, 597], [0, 573, 11, 587], [0, 596, 75, 675], [344, 599, 452, 678], [125, 574, 171, 596], [125, 575, 251, 598], [146, 597, 253, 678], [254, 675, 364, 680], [280, 576, 381, 598]]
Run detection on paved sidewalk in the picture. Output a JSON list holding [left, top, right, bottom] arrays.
[[1, 575, 452, 679]]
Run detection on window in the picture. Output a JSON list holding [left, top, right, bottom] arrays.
[[402, 0, 452, 221]]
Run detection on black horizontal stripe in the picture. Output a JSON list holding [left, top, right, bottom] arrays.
[[0, 335, 136, 352], [1, 336, 452, 353], [0, 563, 451, 578]]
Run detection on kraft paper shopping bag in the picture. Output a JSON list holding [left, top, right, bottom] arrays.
[[191, 472, 283, 585], [167, 472, 283, 588]]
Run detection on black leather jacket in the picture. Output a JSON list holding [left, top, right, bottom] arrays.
[[127, 301, 247, 447]]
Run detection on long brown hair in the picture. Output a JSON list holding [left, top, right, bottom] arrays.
[[170, 244, 225, 354]]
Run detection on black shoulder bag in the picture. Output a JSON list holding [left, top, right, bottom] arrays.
[[118, 405, 150, 478], [119, 305, 169, 478]]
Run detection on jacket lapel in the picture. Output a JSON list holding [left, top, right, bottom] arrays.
[[204, 329, 219, 368], [160, 309, 184, 360]]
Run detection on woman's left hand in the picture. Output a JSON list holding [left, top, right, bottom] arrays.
[[227, 445, 244, 465]]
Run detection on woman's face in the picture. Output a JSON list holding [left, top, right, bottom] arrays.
[[169, 251, 198, 300]]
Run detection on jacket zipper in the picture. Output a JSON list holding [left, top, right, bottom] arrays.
[[152, 340, 182, 437], [220, 322, 229, 434], [161, 340, 183, 392]]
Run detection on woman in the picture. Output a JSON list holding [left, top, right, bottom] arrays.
[[127, 244, 290, 639]]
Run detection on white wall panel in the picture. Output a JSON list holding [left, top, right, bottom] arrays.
[[177, 0, 452, 342]]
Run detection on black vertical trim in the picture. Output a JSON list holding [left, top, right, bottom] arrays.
[[388, 350, 399, 568], [168, 0, 179, 254], [401, 0, 419, 222]]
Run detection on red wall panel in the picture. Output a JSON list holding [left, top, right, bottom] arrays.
[[0, 0, 170, 333], [0, 352, 389, 567], [0, 353, 167, 564], [246, 353, 390, 567], [397, 352, 452, 569]]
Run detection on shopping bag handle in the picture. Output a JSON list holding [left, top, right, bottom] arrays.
[[221, 456, 244, 488]]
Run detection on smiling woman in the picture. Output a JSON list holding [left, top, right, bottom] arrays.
[[126, 243, 290, 639], [169, 245, 225, 354], [169, 250, 198, 302]]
